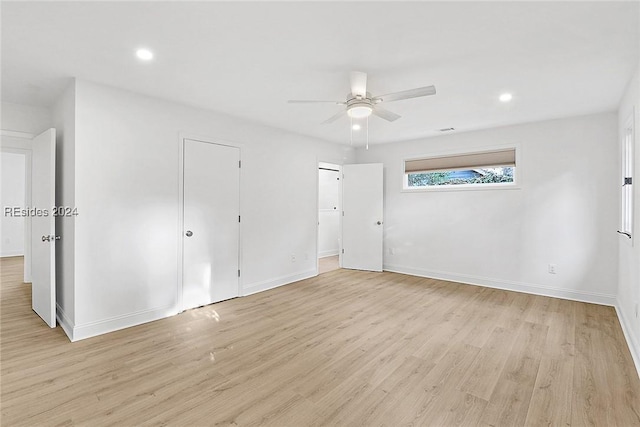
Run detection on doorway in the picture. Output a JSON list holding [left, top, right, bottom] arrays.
[[181, 138, 241, 310], [1, 133, 33, 284], [318, 162, 341, 274], [1, 151, 27, 259]]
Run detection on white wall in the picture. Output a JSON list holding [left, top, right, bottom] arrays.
[[1, 102, 51, 135], [357, 113, 619, 305], [59, 79, 354, 340], [318, 165, 340, 257], [617, 59, 640, 375], [52, 82, 76, 331], [0, 152, 26, 257]]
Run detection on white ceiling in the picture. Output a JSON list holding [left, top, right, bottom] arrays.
[[2, 1, 638, 145]]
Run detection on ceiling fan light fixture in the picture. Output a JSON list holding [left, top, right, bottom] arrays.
[[347, 104, 373, 119]]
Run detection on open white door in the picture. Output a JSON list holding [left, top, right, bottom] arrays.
[[342, 163, 383, 272], [31, 128, 56, 327]]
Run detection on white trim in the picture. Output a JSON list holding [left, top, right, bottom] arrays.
[[615, 299, 640, 379], [179, 132, 246, 150], [620, 108, 635, 244], [383, 263, 617, 306], [56, 303, 74, 341], [401, 181, 521, 193], [318, 250, 339, 258], [177, 135, 185, 313], [0, 251, 24, 257], [66, 304, 179, 342], [242, 269, 317, 296], [178, 133, 243, 312], [0, 130, 35, 139]]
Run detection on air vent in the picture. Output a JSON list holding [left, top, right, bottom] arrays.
[[439, 127, 455, 132]]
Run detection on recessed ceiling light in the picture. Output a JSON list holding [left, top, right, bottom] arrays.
[[499, 93, 513, 103], [352, 124, 361, 131], [136, 48, 154, 61]]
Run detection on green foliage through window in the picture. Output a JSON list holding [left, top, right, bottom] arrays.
[[407, 167, 514, 187]]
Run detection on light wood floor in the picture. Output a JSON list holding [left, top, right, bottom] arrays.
[[1, 256, 639, 426], [318, 255, 339, 275]]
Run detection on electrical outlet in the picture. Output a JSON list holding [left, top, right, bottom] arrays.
[[548, 264, 557, 274], [291, 254, 296, 263]]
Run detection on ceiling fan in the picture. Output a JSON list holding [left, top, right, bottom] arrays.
[[288, 71, 436, 124]]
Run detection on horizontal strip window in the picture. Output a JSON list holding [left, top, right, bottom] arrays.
[[405, 148, 515, 174], [404, 148, 517, 189]]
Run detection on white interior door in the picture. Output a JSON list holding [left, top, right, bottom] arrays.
[[183, 139, 240, 310], [31, 128, 56, 327], [342, 163, 383, 272]]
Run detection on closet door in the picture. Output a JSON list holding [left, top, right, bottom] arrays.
[[342, 163, 383, 272], [182, 139, 240, 310]]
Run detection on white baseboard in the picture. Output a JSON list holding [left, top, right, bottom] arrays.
[[0, 251, 24, 258], [318, 250, 339, 258], [56, 303, 74, 340], [61, 304, 179, 342], [615, 300, 640, 379], [383, 264, 617, 307], [242, 269, 317, 297]]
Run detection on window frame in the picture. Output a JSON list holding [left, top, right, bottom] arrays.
[[621, 110, 635, 241], [401, 144, 521, 192]]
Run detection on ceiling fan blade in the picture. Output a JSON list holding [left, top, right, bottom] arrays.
[[321, 111, 344, 124], [374, 85, 436, 103], [373, 107, 401, 122], [288, 100, 344, 104], [350, 71, 367, 98]]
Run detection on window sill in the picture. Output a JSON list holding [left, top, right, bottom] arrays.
[[401, 183, 521, 193]]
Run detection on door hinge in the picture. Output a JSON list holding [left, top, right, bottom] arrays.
[[239, 160, 242, 168], [239, 215, 241, 223], [342, 211, 345, 216], [238, 269, 241, 277], [342, 248, 344, 254], [624, 177, 632, 186]]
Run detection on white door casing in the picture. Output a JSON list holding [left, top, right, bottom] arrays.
[[342, 163, 384, 272], [31, 128, 56, 327], [182, 139, 240, 310]]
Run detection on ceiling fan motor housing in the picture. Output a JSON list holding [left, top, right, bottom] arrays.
[[346, 92, 374, 118]]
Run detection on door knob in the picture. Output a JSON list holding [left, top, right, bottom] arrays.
[[376, 221, 383, 225], [42, 235, 51, 242], [185, 230, 193, 237]]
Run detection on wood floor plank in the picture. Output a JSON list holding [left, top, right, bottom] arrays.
[[460, 326, 518, 401], [524, 357, 574, 426], [478, 321, 548, 426], [2, 257, 639, 426]]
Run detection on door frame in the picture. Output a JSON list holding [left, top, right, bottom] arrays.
[[178, 133, 243, 312], [315, 158, 345, 276], [1, 130, 34, 283]]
